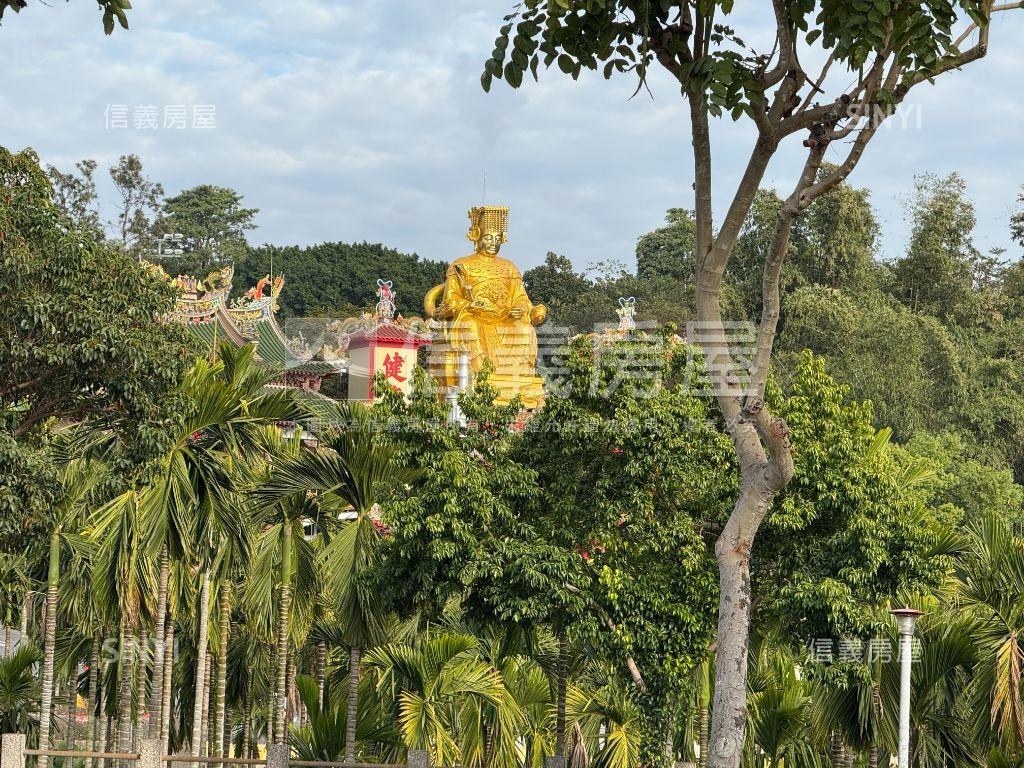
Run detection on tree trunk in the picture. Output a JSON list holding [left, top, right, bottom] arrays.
[[39, 532, 61, 768], [191, 570, 212, 764], [286, 652, 296, 730], [696, 658, 711, 768], [345, 645, 361, 762], [315, 641, 327, 712], [274, 523, 293, 745], [213, 584, 231, 764], [706, 491, 774, 768], [134, 632, 149, 750], [117, 624, 136, 758], [698, 705, 710, 768], [97, 678, 109, 768], [202, 650, 213, 756], [149, 545, 170, 737], [829, 733, 844, 768], [90, 633, 102, 768], [161, 614, 175, 748], [556, 636, 568, 758], [223, 705, 233, 759], [20, 593, 29, 646], [240, 690, 252, 760]]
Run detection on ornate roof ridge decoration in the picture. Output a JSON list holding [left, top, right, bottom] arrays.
[[168, 265, 235, 323], [347, 319, 432, 347], [165, 267, 344, 382], [325, 279, 433, 353]]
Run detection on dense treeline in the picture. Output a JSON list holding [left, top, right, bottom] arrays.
[[236, 243, 446, 319], [525, 170, 1024, 483]]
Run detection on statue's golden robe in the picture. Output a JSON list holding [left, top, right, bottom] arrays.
[[426, 205, 546, 407]]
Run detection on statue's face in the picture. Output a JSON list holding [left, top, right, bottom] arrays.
[[478, 230, 502, 255]]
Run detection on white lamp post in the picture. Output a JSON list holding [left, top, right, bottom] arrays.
[[447, 352, 470, 426], [891, 607, 924, 768]]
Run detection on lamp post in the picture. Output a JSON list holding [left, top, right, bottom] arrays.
[[447, 352, 470, 426], [891, 607, 924, 768]]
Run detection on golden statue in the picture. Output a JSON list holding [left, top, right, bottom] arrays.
[[424, 206, 547, 407]]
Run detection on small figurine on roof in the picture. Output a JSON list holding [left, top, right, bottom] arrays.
[[616, 296, 637, 332], [375, 278, 397, 321]]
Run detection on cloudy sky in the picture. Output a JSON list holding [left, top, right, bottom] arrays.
[[5, 1, 1023, 276]]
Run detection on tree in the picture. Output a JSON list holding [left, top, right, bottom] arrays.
[[1, 147, 189, 442], [483, 6, 1020, 760], [363, 631, 516, 767], [255, 402, 419, 758], [162, 185, 258, 272], [955, 511, 1024, 759], [0, 645, 42, 737], [892, 173, 982, 322], [46, 160, 101, 234], [794, 165, 879, 294], [523, 252, 595, 322], [0, 0, 131, 33], [635, 208, 696, 282], [777, 287, 966, 440], [109, 154, 164, 259], [1013, 188, 1024, 249], [132, 345, 299, 753]]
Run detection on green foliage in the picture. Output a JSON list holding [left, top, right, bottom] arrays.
[[0, 0, 131, 33], [0, 645, 42, 737], [778, 287, 966, 441], [289, 673, 402, 761], [372, 368, 588, 629], [793, 163, 880, 294], [1, 147, 191, 555], [235, 242, 445, 319], [892, 173, 986, 322], [110, 154, 164, 259], [635, 209, 695, 282], [483, 1, 986, 115], [1012, 189, 1024, 250], [757, 352, 950, 640], [45, 160, 101, 235], [519, 336, 729, 694], [161, 184, 258, 272], [906, 431, 1024, 529], [1, 147, 190, 444]]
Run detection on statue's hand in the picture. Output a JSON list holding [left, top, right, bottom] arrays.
[[509, 306, 526, 320]]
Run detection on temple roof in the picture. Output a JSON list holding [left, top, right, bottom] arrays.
[[347, 320, 432, 348], [167, 266, 345, 378]]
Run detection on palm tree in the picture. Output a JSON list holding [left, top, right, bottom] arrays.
[[38, 455, 106, 768], [89, 489, 153, 756], [0, 554, 29, 657], [288, 673, 401, 762], [363, 631, 516, 768], [255, 401, 418, 760], [570, 680, 641, 768], [0, 645, 42, 736], [138, 344, 300, 753], [953, 510, 1024, 760], [242, 489, 320, 745], [743, 645, 829, 768]]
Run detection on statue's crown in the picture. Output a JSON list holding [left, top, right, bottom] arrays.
[[467, 205, 509, 243]]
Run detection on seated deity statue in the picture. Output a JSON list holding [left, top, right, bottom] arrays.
[[423, 206, 547, 407]]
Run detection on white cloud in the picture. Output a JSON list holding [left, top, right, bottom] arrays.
[[5, 0, 1023, 278]]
